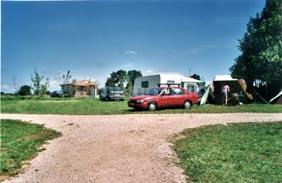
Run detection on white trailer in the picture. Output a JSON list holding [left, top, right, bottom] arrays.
[[133, 73, 204, 96]]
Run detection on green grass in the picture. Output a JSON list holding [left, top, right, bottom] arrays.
[[173, 122, 282, 183], [1, 96, 282, 115], [0, 119, 61, 177]]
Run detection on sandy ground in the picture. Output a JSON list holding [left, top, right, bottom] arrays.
[[1, 113, 282, 183]]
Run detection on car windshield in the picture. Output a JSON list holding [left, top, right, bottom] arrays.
[[147, 88, 161, 96], [111, 87, 122, 91]]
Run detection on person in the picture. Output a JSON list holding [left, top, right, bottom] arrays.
[[222, 84, 230, 105]]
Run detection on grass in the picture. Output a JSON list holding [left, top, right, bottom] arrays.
[[0, 119, 61, 178], [1, 96, 281, 115], [173, 122, 282, 183]]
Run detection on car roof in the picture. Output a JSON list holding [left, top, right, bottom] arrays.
[[159, 86, 184, 89]]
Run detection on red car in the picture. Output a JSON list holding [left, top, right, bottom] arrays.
[[128, 87, 199, 111]]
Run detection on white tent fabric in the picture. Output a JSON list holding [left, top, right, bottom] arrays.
[[269, 90, 282, 103], [213, 75, 237, 81]]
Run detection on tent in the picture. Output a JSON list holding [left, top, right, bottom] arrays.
[[269, 90, 282, 104], [200, 75, 253, 105]]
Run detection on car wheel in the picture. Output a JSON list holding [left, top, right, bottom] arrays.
[[184, 100, 192, 109], [148, 103, 157, 111]]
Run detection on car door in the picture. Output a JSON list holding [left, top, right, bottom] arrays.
[[158, 88, 174, 107], [171, 88, 185, 106]]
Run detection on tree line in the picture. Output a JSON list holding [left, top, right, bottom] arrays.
[[105, 70, 142, 95], [230, 0, 281, 99]]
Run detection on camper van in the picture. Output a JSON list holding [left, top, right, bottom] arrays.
[[99, 86, 124, 101], [133, 73, 204, 96]]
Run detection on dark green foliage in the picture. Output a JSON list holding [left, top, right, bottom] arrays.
[[106, 70, 127, 88], [230, 0, 282, 98], [0, 119, 61, 176], [126, 70, 142, 96], [105, 70, 142, 96], [190, 74, 201, 80], [174, 122, 282, 183], [18, 85, 31, 96]]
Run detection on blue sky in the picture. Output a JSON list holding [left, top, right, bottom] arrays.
[[1, 0, 265, 92]]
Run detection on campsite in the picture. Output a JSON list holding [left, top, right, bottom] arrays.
[[1, 0, 282, 183]]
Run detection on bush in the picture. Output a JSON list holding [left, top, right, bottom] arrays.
[[18, 85, 31, 96]]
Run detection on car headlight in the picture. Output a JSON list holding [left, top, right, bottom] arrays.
[[136, 100, 144, 103]]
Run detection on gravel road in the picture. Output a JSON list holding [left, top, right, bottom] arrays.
[[1, 113, 282, 183]]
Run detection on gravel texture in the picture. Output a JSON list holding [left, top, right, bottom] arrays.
[[1, 113, 282, 183]]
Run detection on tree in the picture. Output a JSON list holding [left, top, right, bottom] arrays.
[[18, 85, 31, 96], [106, 70, 127, 88], [62, 70, 72, 84], [230, 0, 282, 98], [190, 74, 201, 80], [126, 70, 142, 95], [31, 70, 49, 95], [127, 70, 142, 85]]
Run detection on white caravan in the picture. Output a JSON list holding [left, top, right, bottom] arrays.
[[133, 73, 204, 96]]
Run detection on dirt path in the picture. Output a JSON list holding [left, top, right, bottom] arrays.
[[1, 113, 282, 183]]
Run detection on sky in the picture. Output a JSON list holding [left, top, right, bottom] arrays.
[[1, 0, 265, 92]]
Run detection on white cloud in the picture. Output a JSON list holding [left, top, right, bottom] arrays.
[[1, 83, 14, 93], [142, 69, 156, 75], [186, 44, 217, 54], [124, 50, 138, 55], [171, 49, 182, 53], [48, 80, 61, 91], [206, 44, 217, 48], [186, 48, 203, 54]]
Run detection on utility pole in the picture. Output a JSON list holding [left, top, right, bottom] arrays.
[[12, 76, 17, 95]]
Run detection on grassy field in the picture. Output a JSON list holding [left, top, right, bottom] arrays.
[[1, 96, 281, 115], [0, 119, 61, 179], [173, 122, 282, 183]]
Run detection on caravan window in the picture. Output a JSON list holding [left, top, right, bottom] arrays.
[[172, 88, 184, 95], [141, 81, 149, 88], [167, 80, 175, 84], [188, 85, 196, 92], [147, 88, 161, 95]]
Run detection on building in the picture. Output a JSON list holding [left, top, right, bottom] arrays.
[[61, 80, 98, 97]]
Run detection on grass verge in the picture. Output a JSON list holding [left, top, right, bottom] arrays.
[[1, 97, 282, 115], [0, 119, 61, 179], [173, 122, 282, 183]]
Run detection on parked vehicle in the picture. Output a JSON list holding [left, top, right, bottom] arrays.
[[133, 73, 204, 96], [128, 87, 199, 111], [50, 91, 62, 97], [100, 86, 124, 101]]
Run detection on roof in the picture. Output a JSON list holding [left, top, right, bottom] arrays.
[[159, 73, 204, 83], [213, 75, 237, 81], [61, 80, 96, 86], [140, 72, 204, 83]]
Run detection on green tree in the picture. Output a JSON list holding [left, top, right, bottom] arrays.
[[230, 0, 282, 98], [126, 70, 142, 95], [31, 70, 49, 96], [62, 70, 72, 84], [18, 85, 31, 96], [106, 70, 127, 88], [190, 74, 201, 80]]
